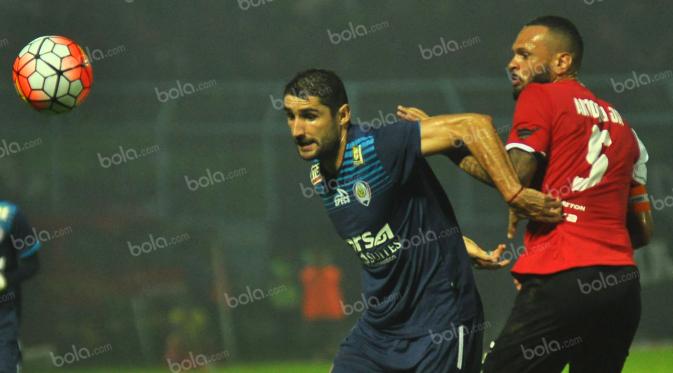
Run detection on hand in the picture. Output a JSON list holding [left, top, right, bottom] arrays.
[[509, 188, 563, 224], [512, 277, 522, 292], [463, 236, 510, 270], [507, 208, 526, 240], [396, 106, 430, 121]]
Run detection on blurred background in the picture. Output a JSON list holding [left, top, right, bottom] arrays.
[[0, 0, 672, 372]]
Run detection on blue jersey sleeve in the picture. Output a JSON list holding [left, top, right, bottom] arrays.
[[374, 120, 422, 186]]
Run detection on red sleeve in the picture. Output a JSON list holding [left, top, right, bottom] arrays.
[[506, 84, 553, 156]]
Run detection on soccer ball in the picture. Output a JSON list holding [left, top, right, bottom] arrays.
[[12, 35, 93, 113]]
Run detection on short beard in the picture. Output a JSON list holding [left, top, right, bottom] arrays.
[[317, 124, 343, 172], [512, 65, 553, 100]]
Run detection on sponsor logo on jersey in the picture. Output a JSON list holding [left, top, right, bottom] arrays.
[[346, 223, 402, 266], [310, 163, 323, 186], [353, 180, 371, 206], [352, 145, 365, 167], [333, 188, 351, 207]]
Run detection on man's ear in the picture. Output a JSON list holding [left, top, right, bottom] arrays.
[[552, 51, 574, 76], [337, 103, 351, 127]]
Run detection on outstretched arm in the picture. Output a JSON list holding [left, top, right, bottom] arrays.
[[419, 113, 520, 201], [455, 148, 538, 188], [417, 113, 561, 222], [398, 106, 538, 187]]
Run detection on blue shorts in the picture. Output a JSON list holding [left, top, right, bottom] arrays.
[[0, 307, 21, 373], [332, 315, 484, 373]]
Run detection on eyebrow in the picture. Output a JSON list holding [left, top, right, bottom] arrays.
[[513, 46, 530, 54], [283, 107, 320, 115]]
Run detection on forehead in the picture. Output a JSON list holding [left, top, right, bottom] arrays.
[[512, 25, 550, 51], [283, 95, 326, 111]]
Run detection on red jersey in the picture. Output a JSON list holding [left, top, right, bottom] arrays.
[[506, 79, 648, 275]]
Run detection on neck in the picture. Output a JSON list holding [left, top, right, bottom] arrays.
[[553, 73, 577, 83], [321, 125, 348, 177]]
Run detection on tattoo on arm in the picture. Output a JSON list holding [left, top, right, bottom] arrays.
[[457, 148, 539, 187], [459, 155, 494, 186], [507, 149, 538, 187]]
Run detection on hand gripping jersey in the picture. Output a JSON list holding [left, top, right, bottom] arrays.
[[506, 80, 648, 275]]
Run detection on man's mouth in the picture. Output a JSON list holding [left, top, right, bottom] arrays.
[[510, 73, 522, 86], [297, 142, 316, 152]]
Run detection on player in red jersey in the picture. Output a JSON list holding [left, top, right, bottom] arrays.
[[398, 15, 653, 373]]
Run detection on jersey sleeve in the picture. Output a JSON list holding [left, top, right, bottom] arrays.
[[631, 129, 648, 185], [11, 209, 41, 259], [374, 120, 422, 185], [506, 84, 554, 156]]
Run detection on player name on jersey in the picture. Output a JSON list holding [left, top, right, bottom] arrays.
[[573, 97, 624, 125]]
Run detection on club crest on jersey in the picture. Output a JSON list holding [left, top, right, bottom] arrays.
[[353, 180, 371, 206], [334, 188, 351, 207], [352, 145, 365, 167], [310, 163, 323, 186]]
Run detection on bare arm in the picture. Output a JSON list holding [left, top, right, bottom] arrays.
[[627, 183, 654, 248], [453, 148, 546, 238], [419, 114, 561, 222], [420, 114, 522, 201], [455, 148, 538, 187]]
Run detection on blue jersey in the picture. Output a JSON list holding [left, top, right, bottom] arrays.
[[0, 201, 41, 310], [311, 121, 481, 338]]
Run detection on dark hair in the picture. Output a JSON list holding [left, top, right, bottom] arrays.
[[526, 16, 583, 72], [283, 69, 348, 116]]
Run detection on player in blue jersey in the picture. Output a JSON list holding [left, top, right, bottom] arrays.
[[0, 202, 41, 372], [283, 69, 562, 373]]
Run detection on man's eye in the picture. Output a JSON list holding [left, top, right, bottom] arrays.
[[303, 114, 317, 120]]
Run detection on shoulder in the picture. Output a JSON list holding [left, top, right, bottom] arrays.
[[371, 120, 419, 139], [519, 82, 555, 100]]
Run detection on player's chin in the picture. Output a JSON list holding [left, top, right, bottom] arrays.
[[296, 146, 320, 161]]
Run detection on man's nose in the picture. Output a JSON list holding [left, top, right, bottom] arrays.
[[507, 58, 517, 72], [290, 119, 305, 137]]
